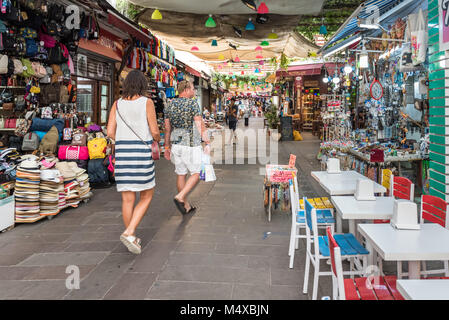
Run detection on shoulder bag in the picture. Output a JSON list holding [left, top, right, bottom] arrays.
[[116, 100, 159, 160]]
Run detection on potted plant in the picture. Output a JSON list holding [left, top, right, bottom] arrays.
[[264, 104, 281, 140]]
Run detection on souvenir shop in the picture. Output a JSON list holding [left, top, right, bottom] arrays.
[[318, 0, 430, 198], [0, 0, 178, 231]]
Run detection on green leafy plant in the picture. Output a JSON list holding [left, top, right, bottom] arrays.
[[279, 53, 291, 70], [264, 104, 280, 129]]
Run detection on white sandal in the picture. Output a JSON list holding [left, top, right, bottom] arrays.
[[120, 233, 141, 254]]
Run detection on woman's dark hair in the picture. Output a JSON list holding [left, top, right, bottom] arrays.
[[122, 70, 148, 99]]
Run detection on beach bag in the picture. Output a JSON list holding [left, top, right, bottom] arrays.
[[399, 44, 415, 72], [58, 145, 88, 160], [88, 137, 107, 159], [22, 132, 39, 151], [39, 125, 59, 155], [411, 9, 427, 66], [88, 158, 110, 186], [41, 106, 53, 119]]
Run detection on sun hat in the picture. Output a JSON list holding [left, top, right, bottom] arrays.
[[19, 159, 40, 170], [67, 161, 86, 175], [40, 169, 62, 183]]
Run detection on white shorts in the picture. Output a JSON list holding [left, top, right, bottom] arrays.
[[171, 144, 202, 175]]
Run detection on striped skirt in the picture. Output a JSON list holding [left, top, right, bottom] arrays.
[[114, 140, 155, 192]]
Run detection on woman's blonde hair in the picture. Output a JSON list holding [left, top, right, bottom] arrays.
[[178, 80, 192, 94]]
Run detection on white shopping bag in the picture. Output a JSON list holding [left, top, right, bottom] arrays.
[[204, 164, 216, 182], [411, 9, 427, 66]]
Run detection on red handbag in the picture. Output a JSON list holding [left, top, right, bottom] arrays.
[[370, 149, 385, 162], [5, 118, 16, 128]]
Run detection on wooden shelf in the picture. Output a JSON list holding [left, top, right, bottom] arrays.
[[0, 128, 15, 131], [0, 86, 25, 89]]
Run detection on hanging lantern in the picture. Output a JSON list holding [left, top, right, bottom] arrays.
[[191, 46, 199, 51], [241, 71, 245, 75], [259, 60, 264, 65], [234, 56, 240, 62], [218, 54, 225, 60], [257, 2, 269, 14], [255, 46, 263, 51], [245, 18, 255, 31], [205, 14, 216, 28], [211, 39, 218, 46], [319, 18, 327, 35], [151, 9, 162, 20], [268, 30, 278, 39], [256, 54, 263, 59], [260, 41, 269, 46]]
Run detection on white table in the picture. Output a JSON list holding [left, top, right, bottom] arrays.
[[331, 196, 395, 234], [397, 279, 449, 300], [311, 171, 387, 196], [358, 223, 449, 279]]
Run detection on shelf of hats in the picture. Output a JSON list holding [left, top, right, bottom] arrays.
[[0, 2, 123, 229], [318, 8, 430, 198]]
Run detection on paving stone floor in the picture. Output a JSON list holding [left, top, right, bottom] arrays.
[[0, 117, 414, 300]]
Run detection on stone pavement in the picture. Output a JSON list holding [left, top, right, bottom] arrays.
[[0, 117, 392, 300]]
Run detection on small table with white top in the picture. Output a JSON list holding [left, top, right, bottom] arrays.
[[358, 223, 449, 279], [331, 196, 395, 234], [397, 279, 449, 300], [311, 171, 387, 196]]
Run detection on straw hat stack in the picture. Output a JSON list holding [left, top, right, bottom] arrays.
[[67, 162, 91, 200], [15, 158, 41, 222], [39, 169, 63, 216], [55, 162, 80, 208]]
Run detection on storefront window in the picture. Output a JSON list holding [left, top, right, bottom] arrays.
[[77, 79, 94, 122], [100, 83, 110, 124]]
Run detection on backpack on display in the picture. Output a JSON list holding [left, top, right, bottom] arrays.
[[88, 158, 110, 187], [14, 118, 29, 137], [21, 132, 39, 151], [72, 130, 87, 146], [88, 137, 107, 159]]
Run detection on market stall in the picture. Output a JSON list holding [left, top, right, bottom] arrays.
[[318, 0, 430, 198]]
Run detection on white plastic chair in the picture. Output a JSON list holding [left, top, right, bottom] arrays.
[[288, 177, 335, 269], [303, 197, 369, 300]]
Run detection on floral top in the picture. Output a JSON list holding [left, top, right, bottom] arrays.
[[164, 97, 201, 147]]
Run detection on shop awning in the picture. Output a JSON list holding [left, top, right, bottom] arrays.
[[320, 0, 417, 53]]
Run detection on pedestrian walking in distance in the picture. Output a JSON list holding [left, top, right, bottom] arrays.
[[227, 97, 239, 144], [107, 70, 161, 254], [164, 80, 211, 215]]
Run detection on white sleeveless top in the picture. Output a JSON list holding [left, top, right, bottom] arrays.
[[115, 96, 153, 143]]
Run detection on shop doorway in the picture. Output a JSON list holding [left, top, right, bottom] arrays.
[[77, 77, 111, 126]]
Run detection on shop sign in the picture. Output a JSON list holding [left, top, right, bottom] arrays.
[[439, 0, 449, 51], [74, 54, 112, 81], [304, 80, 319, 87], [314, 35, 325, 47]]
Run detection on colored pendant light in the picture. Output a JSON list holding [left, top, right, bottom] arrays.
[[244, 64, 249, 68], [241, 71, 245, 75], [255, 46, 263, 51], [218, 54, 225, 60], [255, 54, 263, 59], [234, 56, 240, 62], [151, 9, 162, 20], [255, 68, 260, 73], [260, 41, 269, 46], [211, 39, 218, 46], [245, 18, 255, 31], [205, 14, 216, 28], [259, 60, 264, 65], [319, 17, 327, 35], [268, 30, 278, 39], [191, 46, 199, 51], [257, 2, 269, 14]]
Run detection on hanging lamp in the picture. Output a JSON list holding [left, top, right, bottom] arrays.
[[245, 18, 255, 31], [255, 68, 260, 73], [191, 46, 199, 51], [211, 39, 218, 46], [218, 54, 225, 60], [257, 2, 269, 14], [259, 60, 264, 65], [260, 40, 269, 46], [255, 46, 263, 51], [319, 17, 327, 35], [255, 54, 263, 59], [268, 30, 278, 39], [234, 56, 240, 62], [241, 71, 245, 75], [151, 9, 162, 20], [205, 14, 216, 28]]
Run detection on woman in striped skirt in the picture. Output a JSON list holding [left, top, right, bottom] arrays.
[[107, 70, 160, 254]]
